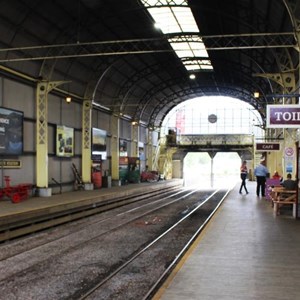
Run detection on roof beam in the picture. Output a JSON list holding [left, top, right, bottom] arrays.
[[0, 32, 296, 63]]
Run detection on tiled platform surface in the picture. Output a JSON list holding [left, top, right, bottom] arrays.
[[154, 181, 300, 300]]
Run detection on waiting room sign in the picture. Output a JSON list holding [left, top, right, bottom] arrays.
[[267, 105, 300, 128]]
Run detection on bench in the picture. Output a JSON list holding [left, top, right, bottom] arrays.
[[271, 190, 296, 217]]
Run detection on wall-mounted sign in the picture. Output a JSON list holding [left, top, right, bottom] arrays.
[[256, 143, 280, 151], [0, 160, 21, 168], [92, 128, 107, 160], [0, 107, 23, 155], [285, 147, 294, 157], [284, 147, 294, 173], [119, 139, 127, 157], [267, 105, 300, 128], [56, 125, 74, 157]]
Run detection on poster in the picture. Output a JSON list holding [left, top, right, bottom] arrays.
[[92, 128, 107, 160], [0, 107, 23, 155], [119, 139, 127, 157], [56, 125, 74, 157]]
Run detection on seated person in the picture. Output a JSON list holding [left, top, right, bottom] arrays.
[[272, 171, 282, 181], [275, 174, 297, 214], [281, 173, 297, 190]]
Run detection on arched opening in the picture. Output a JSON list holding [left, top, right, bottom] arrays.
[[162, 96, 263, 136], [161, 96, 263, 187], [184, 152, 241, 188]]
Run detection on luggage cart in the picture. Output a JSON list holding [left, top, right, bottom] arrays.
[[0, 176, 33, 203]]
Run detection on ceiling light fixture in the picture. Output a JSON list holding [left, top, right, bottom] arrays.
[[254, 92, 260, 98], [65, 96, 72, 103]]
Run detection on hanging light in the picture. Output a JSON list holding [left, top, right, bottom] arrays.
[[65, 96, 72, 103], [254, 92, 260, 98]]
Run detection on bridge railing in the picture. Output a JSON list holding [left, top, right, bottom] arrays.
[[174, 134, 254, 146]]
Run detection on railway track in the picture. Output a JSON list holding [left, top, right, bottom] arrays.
[[0, 187, 230, 299], [0, 184, 180, 242], [78, 189, 229, 300]]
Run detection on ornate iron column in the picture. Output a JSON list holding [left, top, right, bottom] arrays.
[[131, 123, 139, 157], [147, 129, 154, 170], [81, 100, 92, 186], [111, 114, 120, 186], [36, 80, 67, 196]]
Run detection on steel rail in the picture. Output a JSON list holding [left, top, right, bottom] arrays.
[[144, 188, 232, 300], [0, 185, 180, 243], [78, 188, 225, 300]]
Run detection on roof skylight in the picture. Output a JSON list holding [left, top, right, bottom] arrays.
[[140, 0, 213, 72]]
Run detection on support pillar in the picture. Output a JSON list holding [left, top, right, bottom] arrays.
[[172, 151, 185, 178], [111, 115, 120, 186], [36, 80, 67, 196], [208, 151, 217, 188], [131, 124, 139, 157], [81, 100, 93, 189], [147, 129, 153, 170]]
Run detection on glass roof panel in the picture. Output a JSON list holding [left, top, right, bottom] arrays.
[[171, 47, 194, 58], [183, 61, 213, 70], [185, 65, 201, 70], [141, 0, 213, 72], [170, 42, 191, 50], [172, 7, 198, 32], [193, 49, 209, 57], [202, 65, 214, 69], [141, 0, 188, 6], [188, 42, 206, 50], [149, 7, 181, 33]]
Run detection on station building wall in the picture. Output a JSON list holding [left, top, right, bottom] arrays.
[[0, 76, 159, 193]]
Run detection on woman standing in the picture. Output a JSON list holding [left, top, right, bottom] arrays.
[[239, 160, 249, 194]]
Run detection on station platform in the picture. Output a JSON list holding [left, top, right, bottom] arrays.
[[154, 181, 300, 300], [0, 179, 182, 236]]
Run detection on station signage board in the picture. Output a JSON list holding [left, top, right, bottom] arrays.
[[267, 105, 300, 128], [0, 160, 21, 168], [256, 143, 280, 151]]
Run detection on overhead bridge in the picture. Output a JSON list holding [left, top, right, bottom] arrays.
[[173, 134, 254, 153], [158, 134, 254, 179]]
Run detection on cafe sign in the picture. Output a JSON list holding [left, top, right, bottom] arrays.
[[266, 105, 300, 128], [256, 143, 280, 151]]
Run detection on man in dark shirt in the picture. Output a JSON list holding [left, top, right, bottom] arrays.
[[281, 173, 297, 190], [254, 160, 269, 197]]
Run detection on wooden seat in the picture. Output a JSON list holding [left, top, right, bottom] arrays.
[[269, 186, 285, 207], [272, 189, 296, 217]]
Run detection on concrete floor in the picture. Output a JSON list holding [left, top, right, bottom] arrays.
[[154, 181, 300, 300]]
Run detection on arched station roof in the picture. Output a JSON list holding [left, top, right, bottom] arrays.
[[0, 0, 299, 128]]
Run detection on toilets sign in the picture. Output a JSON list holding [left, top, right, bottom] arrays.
[[267, 104, 300, 128]]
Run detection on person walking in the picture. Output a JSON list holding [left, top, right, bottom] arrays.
[[239, 160, 248, 194], [254, 159, 269, 197]]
